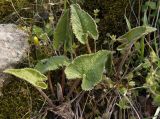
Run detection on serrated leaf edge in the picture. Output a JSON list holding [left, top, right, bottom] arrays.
[[70, 4, 99, 44]]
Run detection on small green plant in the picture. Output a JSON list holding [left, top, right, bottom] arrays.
[[4, 2, 156, 90], [3, 1, 159, 118]]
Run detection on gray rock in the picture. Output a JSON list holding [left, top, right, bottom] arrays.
[[0, 24, 29, 96]]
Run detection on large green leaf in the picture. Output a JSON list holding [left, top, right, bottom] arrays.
[[117, 26, 156, 52], [4, 68, 47, 89], [54, 9, 72, 51], [70, 4, 98, 44], [65, 50, 110, 90], [117, 26, 156, 43], [35, 56, 71, 73]]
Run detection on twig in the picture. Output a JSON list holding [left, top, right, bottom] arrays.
[[48, 72, 55, 97], [124, 95, 141, 119], [116, 44, 132, 79], [80, 92, 90, 118], [67, 80, 80, 98], [36, 88, 55, 107], [86, 42, 92, 54], [61, 69, 65, 93], [94, 40, 97, 53], [10, 0, 26, 25]]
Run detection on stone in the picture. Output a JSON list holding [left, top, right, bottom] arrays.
[[0, 24, 29, 96]]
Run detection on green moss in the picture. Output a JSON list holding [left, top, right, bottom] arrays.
[[0, 79, 43, 119], [83, 0, 129, 35], [0, 0, 34, 23]]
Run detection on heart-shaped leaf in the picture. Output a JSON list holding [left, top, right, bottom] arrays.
[[70, 4, 98, 44], [65, 50, 110, 90], [4, 68, 47, 89], [35, 56, 71, 73]]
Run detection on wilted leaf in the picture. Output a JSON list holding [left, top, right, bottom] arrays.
[[35, 56, 71, 73], [65, 50, 110, 90], [54, 9, 73, 51], [70, 4, 98, 44], [4, 68, 47, 89]]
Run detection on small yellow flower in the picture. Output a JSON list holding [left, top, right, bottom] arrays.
[[33, 36, 39, 45]]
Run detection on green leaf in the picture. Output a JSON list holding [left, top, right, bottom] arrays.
[[65, 50, 110, 90], [117, 98, 130, 109], [32, 25, 48, 40], [32, 25, 43, 37], [154, 95, 160, 106], [145, 1, 157, 10], [45, 23, 54, 36], [143, 10, 148, 26], [4, 68, 47, 89], [117, 26, 156, 52], [150, 50, 159, 63], [39, 33, 48, 41], [54, 9, 73, 51], [142, 58, 151, 69], [35, 56, 71, 73], [124, 15, 131, 30], [145, 68, 157, 92], [117, 26, 156, 43], [70, 4, 98, 44]]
